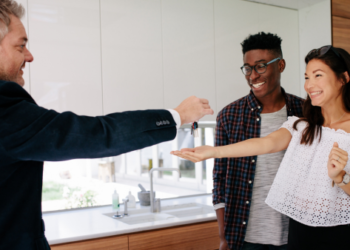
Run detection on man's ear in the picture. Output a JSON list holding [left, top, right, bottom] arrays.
[[279, 59, 286, 73]]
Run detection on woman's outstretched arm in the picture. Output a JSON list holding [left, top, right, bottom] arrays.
[[171, 127, 292, 162]]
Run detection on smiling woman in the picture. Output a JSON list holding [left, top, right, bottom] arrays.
[[295, 46, 350, 145]]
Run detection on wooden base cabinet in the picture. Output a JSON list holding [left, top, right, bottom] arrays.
[[332, 0, 350, 53], [50, 221, 220, 250], [50, 235, 129, 250]]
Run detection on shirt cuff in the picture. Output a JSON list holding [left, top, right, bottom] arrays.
[[166, 109, 181, 129], [213, 203, 225, 210]]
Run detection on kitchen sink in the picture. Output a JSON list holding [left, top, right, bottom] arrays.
[[164, 204, 214, 218], [103, 203, 214, 225], [111, 213, 177, 225]]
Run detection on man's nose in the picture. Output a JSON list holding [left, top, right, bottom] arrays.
[[25, 48, 34, 63], [250, 68, 260, 81]]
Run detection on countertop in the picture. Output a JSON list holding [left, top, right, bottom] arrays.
[[43, 194, 216, 245]]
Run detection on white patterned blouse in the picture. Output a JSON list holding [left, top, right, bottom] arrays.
[[266, 116, 350, 227]]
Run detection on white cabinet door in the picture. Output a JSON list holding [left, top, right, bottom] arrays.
[[16, 0, 31, 94], [214, 0, 260, 113], [298, 1, 331, 98], [257, 4, 300, 98], [101, 0, 164, 114], [28, 0, 103, 116], [214, 0, 300, 113], [162, 0, 216, 121]]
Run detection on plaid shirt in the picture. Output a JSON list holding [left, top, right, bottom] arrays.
[[213, 88, 304, 250]]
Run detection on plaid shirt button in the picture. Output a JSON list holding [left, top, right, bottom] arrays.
[[256, 118, 260, 121], [249, 180, 252, 184], [251, 108, 254, 111], [258, 106, 261, 109], [243, 222, 246, 225], [246, 201, 249, 204], [252, 159, 255, 163]]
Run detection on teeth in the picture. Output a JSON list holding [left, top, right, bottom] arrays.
[[310, 91, 322, 96], [252, 82, 265, 88]]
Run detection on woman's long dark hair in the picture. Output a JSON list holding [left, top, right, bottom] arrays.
[[293, 47, 350, 145]]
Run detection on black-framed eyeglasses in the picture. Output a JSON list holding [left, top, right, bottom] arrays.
[[240, 57, 281, 76], [307, 45, 341, 59]]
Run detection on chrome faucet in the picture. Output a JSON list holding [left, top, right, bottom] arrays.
[[122, 198, 129, 216], [112, 198, 129, 219], [149, 168, 181, 213]]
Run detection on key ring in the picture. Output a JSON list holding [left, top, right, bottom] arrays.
[[191, 122, 198, 137]]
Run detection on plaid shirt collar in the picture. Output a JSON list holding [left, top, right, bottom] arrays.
[[247, 87, 297, 117]]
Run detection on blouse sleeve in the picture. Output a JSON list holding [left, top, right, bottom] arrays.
[[280, 116, 300, 135]]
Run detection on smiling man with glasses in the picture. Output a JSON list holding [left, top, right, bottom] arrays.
[[213, 32, 304, 250]]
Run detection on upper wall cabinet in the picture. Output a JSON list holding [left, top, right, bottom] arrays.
[[162, 0, 216, 121], [214, 0, 260, 113], [214, 0, 300, 113], [257, 4, 300, 98], [101, 0, 164, 114], [21, 0, 303, 120], [28, 0, 103, 116], [299, 0, 331, 97]]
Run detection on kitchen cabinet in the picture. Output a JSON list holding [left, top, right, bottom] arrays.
[[257, 4, 300, 97], [50, 235, 128, 250], [162, 0, 216, 121], [50, 221, 220, 250], [214, 0, 300, 113], [332, 0, 350, 53], [128, 221, 220, 250], [27, 0, 103, 116], [21, 0, 303, 121], [100, 0, 164, 114]]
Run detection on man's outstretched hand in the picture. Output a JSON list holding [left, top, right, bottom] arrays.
[[174, 96, 214, 125]]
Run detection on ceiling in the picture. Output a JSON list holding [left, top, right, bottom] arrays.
[[242, 0, 329, 10]]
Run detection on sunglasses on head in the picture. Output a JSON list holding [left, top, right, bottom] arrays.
[[307, 45, 341, 59]]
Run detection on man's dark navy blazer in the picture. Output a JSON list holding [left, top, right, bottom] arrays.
[[0, 81, 177, 250]]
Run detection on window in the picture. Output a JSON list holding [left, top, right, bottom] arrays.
[[42, 122, 216, 212]]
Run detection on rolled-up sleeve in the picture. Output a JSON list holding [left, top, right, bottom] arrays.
[[212, 113, 228, 205]]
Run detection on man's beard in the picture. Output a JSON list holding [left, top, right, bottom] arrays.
[[0, 69, 21, 85]]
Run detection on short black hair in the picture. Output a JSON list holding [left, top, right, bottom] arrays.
[[241, 32, 283, 58]]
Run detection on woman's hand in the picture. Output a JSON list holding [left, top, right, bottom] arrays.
[[327, 142, 349, 184], [170, 145, 219, 162]]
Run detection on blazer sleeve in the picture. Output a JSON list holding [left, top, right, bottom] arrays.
[[0, 81, 177, 162]]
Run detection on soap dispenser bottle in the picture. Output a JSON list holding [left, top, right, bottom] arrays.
[[127, 191, 136, 208], [112, 190, 119, 211]]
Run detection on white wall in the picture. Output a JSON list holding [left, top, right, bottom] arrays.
[[21, 0, 313, 120], [298, 0, 332, 98]]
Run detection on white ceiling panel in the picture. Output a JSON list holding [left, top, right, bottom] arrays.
[[242, 0, 328, 10]]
